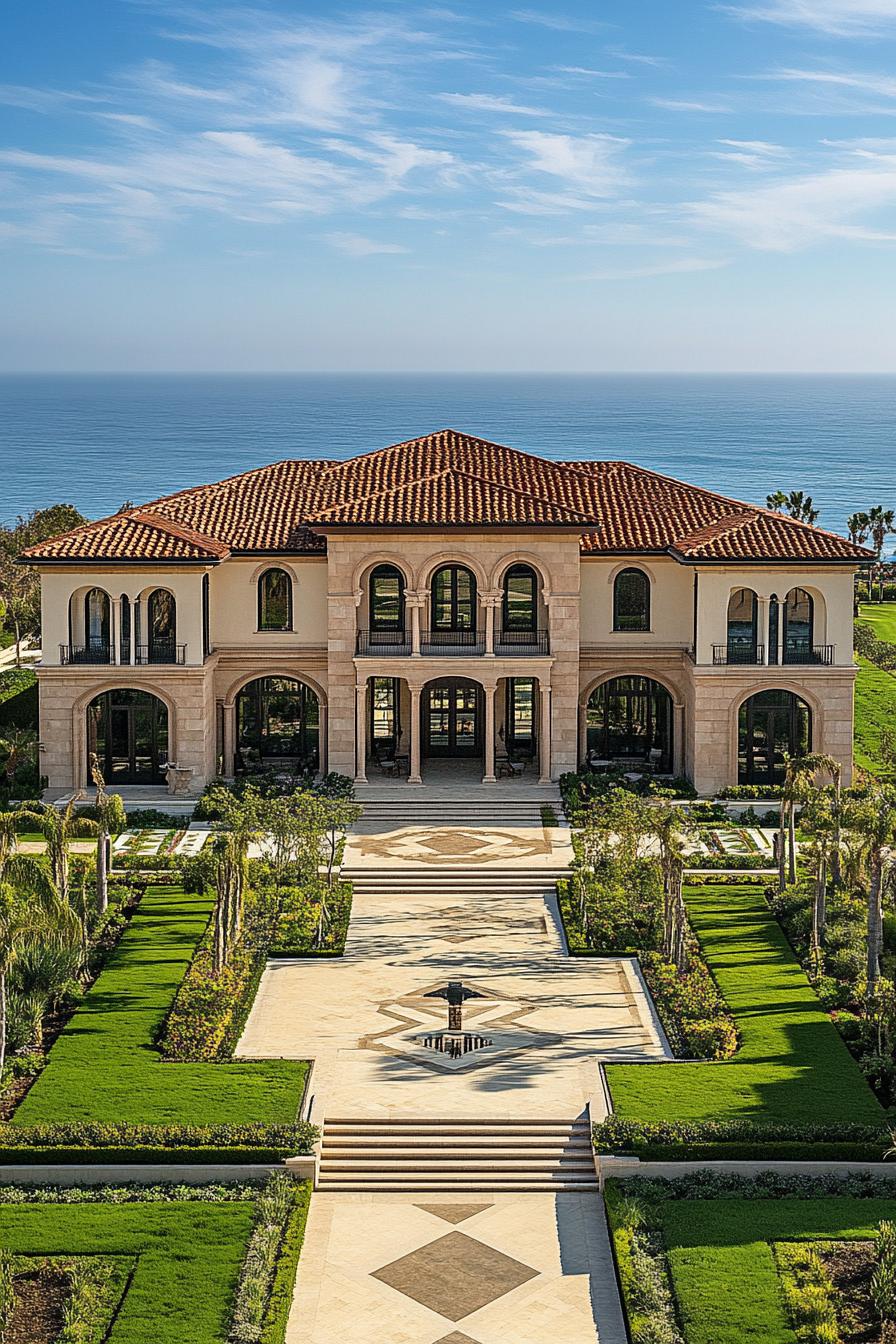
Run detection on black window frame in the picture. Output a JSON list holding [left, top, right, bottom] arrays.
[[430, 565, 477, 632], [369, 565, 405, 633], [84, 587, 111, 654], [502, 565, 538, 633], [257, 568, 293, 632], [612, 568, 651, 633]]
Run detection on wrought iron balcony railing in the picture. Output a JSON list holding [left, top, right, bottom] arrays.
[[494, 629, 550, 655], [60, 642, 113, 665], [421, 628, 485, 655], [135, 642, 186, 665], [713, 643, 765, 665], [781, 642, 835, 666], [356, 629, 412, 656]]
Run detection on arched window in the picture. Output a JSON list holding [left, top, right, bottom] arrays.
[[202, 574, 210, 660], [613, 568, 650, 632], [726, 589, 758, 663], [502, 565, 537, 633], [739, 689, 811, 785], [586, 676, 673, 772], [87, 689, 168, 784], [146, 589, 176, 663], [258, 568, 292, 632], [783, 588, 814, 663], [83, 588, 110, 661], [431, 566, 476, 632], [119, 594, 131, 664], [369, 566, 404, 634], [236, 676, 319, 771]]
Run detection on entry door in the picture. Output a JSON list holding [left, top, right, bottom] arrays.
[[424, 681, 481, 757], [741, 704, 789, 786]]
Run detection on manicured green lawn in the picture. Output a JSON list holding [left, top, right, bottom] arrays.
[[15, 884, 306, 1126], [0, 1199, 253, 1344], [858, 601, 896, 643], [660, 1195, 896, 1344], [855, 654, 896, 778], [605, 883, 884, 1126]]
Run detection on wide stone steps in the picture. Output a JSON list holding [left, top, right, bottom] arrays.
[[317, 1117, 598, 1192]]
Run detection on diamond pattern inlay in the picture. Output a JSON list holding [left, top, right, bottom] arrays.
[[433, 1334, 484, 1344], [371, 1230, 538, 1321], [414, 1203, 493, 1225]]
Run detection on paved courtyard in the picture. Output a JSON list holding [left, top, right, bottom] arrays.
[[288, 1192, 627, 1344]]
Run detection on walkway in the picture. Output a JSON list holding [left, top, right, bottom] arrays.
[[237, 808, 661, 1343]]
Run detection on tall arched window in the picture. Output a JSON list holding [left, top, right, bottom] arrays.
[[87, 689, 168, 783], [431, 565, 476, 632], [119, 594, 131, 664], [586, 676, 673, 772], [236, 676, 319, 770], [502, 565, 537, 633], [258, 568, 292, 631], [613, 568, 650, 632], [726, 588, 758, 663], [369, 566, 404, 635], [739, 689, 811, 785], [84, 588, 110, 661], [146, 589, 176, 663], [783, 587, 814, 663]]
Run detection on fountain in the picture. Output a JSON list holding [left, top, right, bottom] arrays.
[[421, 981, 493, 1058]]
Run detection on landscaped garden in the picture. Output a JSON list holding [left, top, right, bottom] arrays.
[[0, 1175, 310, 1344], [606, 1172, 896, 1344]]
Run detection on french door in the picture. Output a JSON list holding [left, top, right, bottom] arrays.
[[424, 680, 482, 757]]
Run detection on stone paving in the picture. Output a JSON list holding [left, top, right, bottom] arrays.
[[288, 1192, 627, 1344]]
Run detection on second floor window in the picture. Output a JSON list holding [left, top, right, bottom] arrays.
[[370, 565, 404, 631], [613, 568, 650, 632], [258, 568, 292, 631], [431, 565, 476, 631], [84, 588, 110, 652], [503, 565, 537, 632]]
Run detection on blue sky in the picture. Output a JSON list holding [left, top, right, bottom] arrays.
[[3, 0, 896, 371]]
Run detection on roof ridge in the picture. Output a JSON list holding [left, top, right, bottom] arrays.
[[129, 508, 229, 556], [670, 510, 758, 547]]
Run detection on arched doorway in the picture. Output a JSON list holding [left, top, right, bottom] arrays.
[[586, 676, 673, 772], [236, 676, 320, 772], [738, 689, 811, 786], [423, 677, 482, 759], [87, 689, 168, 784]]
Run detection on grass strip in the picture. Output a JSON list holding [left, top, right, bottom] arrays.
[[604, 883, 885, 1136], [14, 885, 306, 1128]]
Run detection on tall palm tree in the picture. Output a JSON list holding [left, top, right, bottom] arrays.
[[785, 491, 820, 525], [766, 490, 789, 513], [0, 728, 38, 787], [89, 755, 125, 915], [848, 511, 871, 546], [866, 506, 896, 601], [844, 786, 896, 1010], [15, 802, 97, 907]]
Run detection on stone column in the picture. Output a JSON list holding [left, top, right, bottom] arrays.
[[129, 597, 139, 665], [483, 683, 497, 783], [673, 702, 685, 777], [222, 702, 235, 778], [578, 702, 587, 765], [776, 601, 785, 666], [355, 682, 368, 784], [538, 683, 552, 783], [408, 594, 423, 657], [110, 597, 120, 665], [319, 702, 328, 775], [757, 596, 769, 665], [482, 594, 501, 657], [409, 687, 423, 784]]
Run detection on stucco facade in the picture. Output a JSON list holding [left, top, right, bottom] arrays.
[[25, 434, 865, 799]]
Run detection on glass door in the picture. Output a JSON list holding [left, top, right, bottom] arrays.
[[424, 680, 482, 757]]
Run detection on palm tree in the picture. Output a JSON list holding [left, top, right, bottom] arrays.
[[649, 800, 695, 970], [766, 490, 789, 513], [866, 506, 896, 601], [0, 728, 38, 787], [844, 786, 896, 1010], [89, 755, 126, 915], [785, 491, 819, 525], [15, 802, 97, 907], [848, 511, 871, 547]]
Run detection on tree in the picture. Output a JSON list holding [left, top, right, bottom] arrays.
[[866, 506, 896, 601], [0, 504, 87, 664], [848, 511, 871, 547], [648, 799, 695, 970], [90, 754, 126, 915], [0, 728, 38, 786], [766, 490, 789, 513], [15, 801, 97, 907], [785, 491, 819, 525], [844, 786, 896, 1010]]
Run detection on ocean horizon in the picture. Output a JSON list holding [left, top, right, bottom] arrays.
[[2, 372, 894, 546]]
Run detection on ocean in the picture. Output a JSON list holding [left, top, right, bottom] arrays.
[[1, 373, 894, 541]]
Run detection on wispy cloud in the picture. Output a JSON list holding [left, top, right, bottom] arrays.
[[502, 131, 632, 195], [509, 9, 610, 33], [324, 231, 409, 255], [578, 257, 729, 280], [721, 1, 896, 36], [711, 137, 789, 167], [605, 46, 670, 69], [435, 92, 548, 116], [650, 98, 731, 112], [762, 67, 896, 101], [551, 66, 630, 79]]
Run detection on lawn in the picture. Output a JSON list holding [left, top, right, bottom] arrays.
[[14, 883, 307, 1127], [855, 654, 896, 778], [605, 883, 884, 1127], [0, 1197, 253, 1344], [858, 601, 896, 644], [657, 1194, 896, 1344]]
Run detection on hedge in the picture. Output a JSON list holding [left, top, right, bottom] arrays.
[[592, 1115, 891, 1162], [0, 668, 37, 730], [0, 1120, 318, 1164]]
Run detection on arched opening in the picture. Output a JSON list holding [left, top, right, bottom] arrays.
[[427, 565, 478, 650], [236, 676, 319, 772], [257, 568, 293, 632], [87, 689, 168, 784], [502, 564, 537, 633], [79, 588, 111, 663], [369, 565, 405, 645], [783, 587, 814, 663], [119, 595, 131, 664], [586, 676, 673, 772], [726, 588, 759, 663], [423, 676, 482, 760], [738, 689, 811, 786], [613, 568, 650, 632], [143, 589, 177, 664]]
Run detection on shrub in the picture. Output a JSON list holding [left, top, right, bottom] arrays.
[[775, 1242, 840, 1344], [873, 1219, 896, 1325], [717, 784, 784, 799], [271, 882, 352, 957], [0, 1121, 318, 1160], [0, 668, 37, 730], [125, 808, 186, 829], [593, 1115, 890, 1161]]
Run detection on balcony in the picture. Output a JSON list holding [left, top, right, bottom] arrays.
[[421, 628, 485, 656], [356, 630, 412, 656], [495, 629, 550, 656], [60, 642, 113, 665], [135, 642, 186, 665], [59, 642, 186, 666], [781, 642, 835, 666], [713, 643, 765, 666]]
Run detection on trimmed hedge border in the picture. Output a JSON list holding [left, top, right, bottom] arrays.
[[260, 1182, 312, 1344], [592, 1115, 892, 1163], [0, 1121, 318, 1164]]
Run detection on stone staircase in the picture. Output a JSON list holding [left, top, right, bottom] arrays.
[[352, 782, 563, 830], [316, 1116, 598, 1191], [340, 867, 570, 903]]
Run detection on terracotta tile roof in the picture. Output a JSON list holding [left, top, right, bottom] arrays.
[[21, 430, 871, 565]]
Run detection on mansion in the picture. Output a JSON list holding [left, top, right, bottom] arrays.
[[24, 429, 869, 797]]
